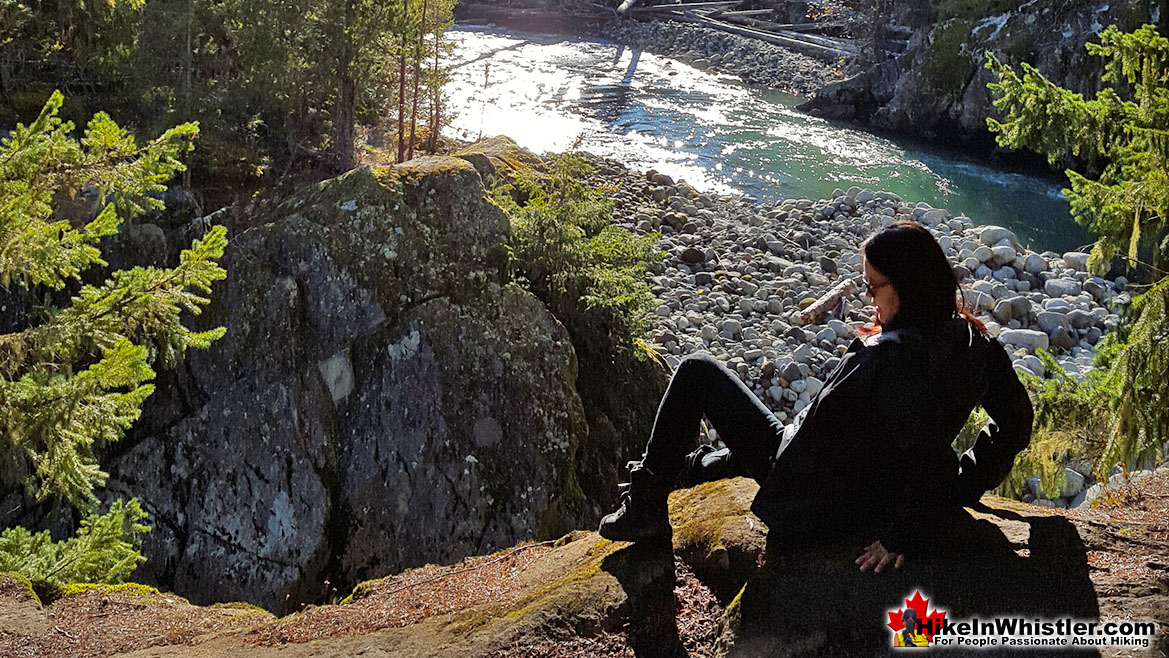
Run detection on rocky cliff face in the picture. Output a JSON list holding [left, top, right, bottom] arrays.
[[802, 0, 1157, 145], [98, 157, 594, 614]]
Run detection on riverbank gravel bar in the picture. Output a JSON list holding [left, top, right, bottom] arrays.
[[584, 155, 1127, 437]]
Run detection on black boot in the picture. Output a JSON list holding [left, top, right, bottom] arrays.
[[598, 462, 672, 542]]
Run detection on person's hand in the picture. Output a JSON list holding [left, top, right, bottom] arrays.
[[856, 540, 904, 573]]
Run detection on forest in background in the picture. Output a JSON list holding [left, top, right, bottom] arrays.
[[1, 0, 457, 207]]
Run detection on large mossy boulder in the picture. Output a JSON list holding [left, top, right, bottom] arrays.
[[455, 136, 672, 525], [99, 157, 592, 614]]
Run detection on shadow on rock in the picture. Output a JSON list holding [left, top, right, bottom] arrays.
[[602, 538, 688, 658], [728, 505, 1100, 657]]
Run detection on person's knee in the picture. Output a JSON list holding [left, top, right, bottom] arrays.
[[677, 351, 720, 375]]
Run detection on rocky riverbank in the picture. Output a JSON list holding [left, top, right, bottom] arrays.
[[596, 18, 842, 97], [586, 154, 1125, 384], [573, 148, 1140, 507]]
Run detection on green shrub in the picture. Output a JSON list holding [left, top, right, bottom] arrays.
[[1097, 278, 1169, 472], [495, 153, 663, 359], [987, 25, 1169, 486], [0, 499, 150, 588], [1, 91, 226, 589]]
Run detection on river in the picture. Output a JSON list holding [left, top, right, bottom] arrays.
[[444, 25, 1091, 254]]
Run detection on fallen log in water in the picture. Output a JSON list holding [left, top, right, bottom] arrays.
[[774, 28, 856, 53], [712, 14, 849, 33], [630, 0, 742, 10], [643, 9, 855, 61], [707, 8, 773, 16], [706, 13, 857, 51]]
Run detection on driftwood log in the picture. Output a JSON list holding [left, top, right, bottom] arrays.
[[794, 277, 858, 326]]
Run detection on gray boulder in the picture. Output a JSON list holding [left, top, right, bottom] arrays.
[[1062, 251, 1091, 271], [1036, 311, 1070, 334], [1082, 279, 1106, 301], [1022, 253, 1047, 275], [1061, 468, 1085, 498], [1067, 309, 1095, 329], [979, 226, 1016, 246], [1044, 278, 1082, 298], [1051, 326, 1077, 351], [1000, 329, 1049, 352], [992, 298, 1014, 324], [1021, 354, 1045, 377], [991, 245, 1016, 265], [102, 158, 596, 614]]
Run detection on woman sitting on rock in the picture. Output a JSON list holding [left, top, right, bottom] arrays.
[[598, 221, 1033, 571]]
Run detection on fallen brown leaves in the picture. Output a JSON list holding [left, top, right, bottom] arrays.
[[252, 540, 557, 645], [1055, 471, 1169, 584], [0, 589, 268, 658]]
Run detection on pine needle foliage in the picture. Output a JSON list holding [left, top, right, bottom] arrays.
[[1097, 277, 1169, 472], [1002, 351, 1112, 498], [0, 90, 228, 509], [985, 25, 1169, 275], [986, 25, 1169, 482], [494, 153, 663, 358], [0, 499, 149, 587]]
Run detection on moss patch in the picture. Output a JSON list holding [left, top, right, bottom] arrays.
[[668, 479, 768, 602], [0, 571, 41, 606], [57, 582, 179, 600], [923, 18, 979, 96]]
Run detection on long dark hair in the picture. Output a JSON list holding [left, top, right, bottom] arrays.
[[861, 221, 985, 336], [901, 608, 919, 643]]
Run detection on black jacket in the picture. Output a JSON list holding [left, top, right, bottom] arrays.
[[750, 317, 1033, 555]]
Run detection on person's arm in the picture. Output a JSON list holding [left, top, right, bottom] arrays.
[[954, 338, 1034, 506]]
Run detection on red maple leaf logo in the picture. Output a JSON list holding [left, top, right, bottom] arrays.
[[887, 590, 947, 641]]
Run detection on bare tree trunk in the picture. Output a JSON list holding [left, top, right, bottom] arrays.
[[429, 20, 441, 153], [182, 0, 194, 187], [337, 72, 357, 171], [335, 0, 358, 172], [408, 0, 426, 161], [397, 39, 407, 163]]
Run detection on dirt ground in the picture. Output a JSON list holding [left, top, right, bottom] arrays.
[[2, 473, 1166, 658]]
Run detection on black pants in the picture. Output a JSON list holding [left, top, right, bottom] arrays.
[[641, 352, 785, 485]]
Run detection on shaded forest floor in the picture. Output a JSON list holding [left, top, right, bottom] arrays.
[[2, 473, 1166, 658]]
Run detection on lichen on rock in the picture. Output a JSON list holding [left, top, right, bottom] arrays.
[[96, 155, 599, 614]]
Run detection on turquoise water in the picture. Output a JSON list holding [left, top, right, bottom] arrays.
[[444, 26, 1091, 254]]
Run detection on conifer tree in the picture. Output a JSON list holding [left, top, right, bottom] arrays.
[[0, 90, 227, 510], [986, 25, 1168, 474], [986, 25, 1168, 274]]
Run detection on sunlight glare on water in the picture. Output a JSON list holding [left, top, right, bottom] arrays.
[[443, 26, 1088, 253]]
